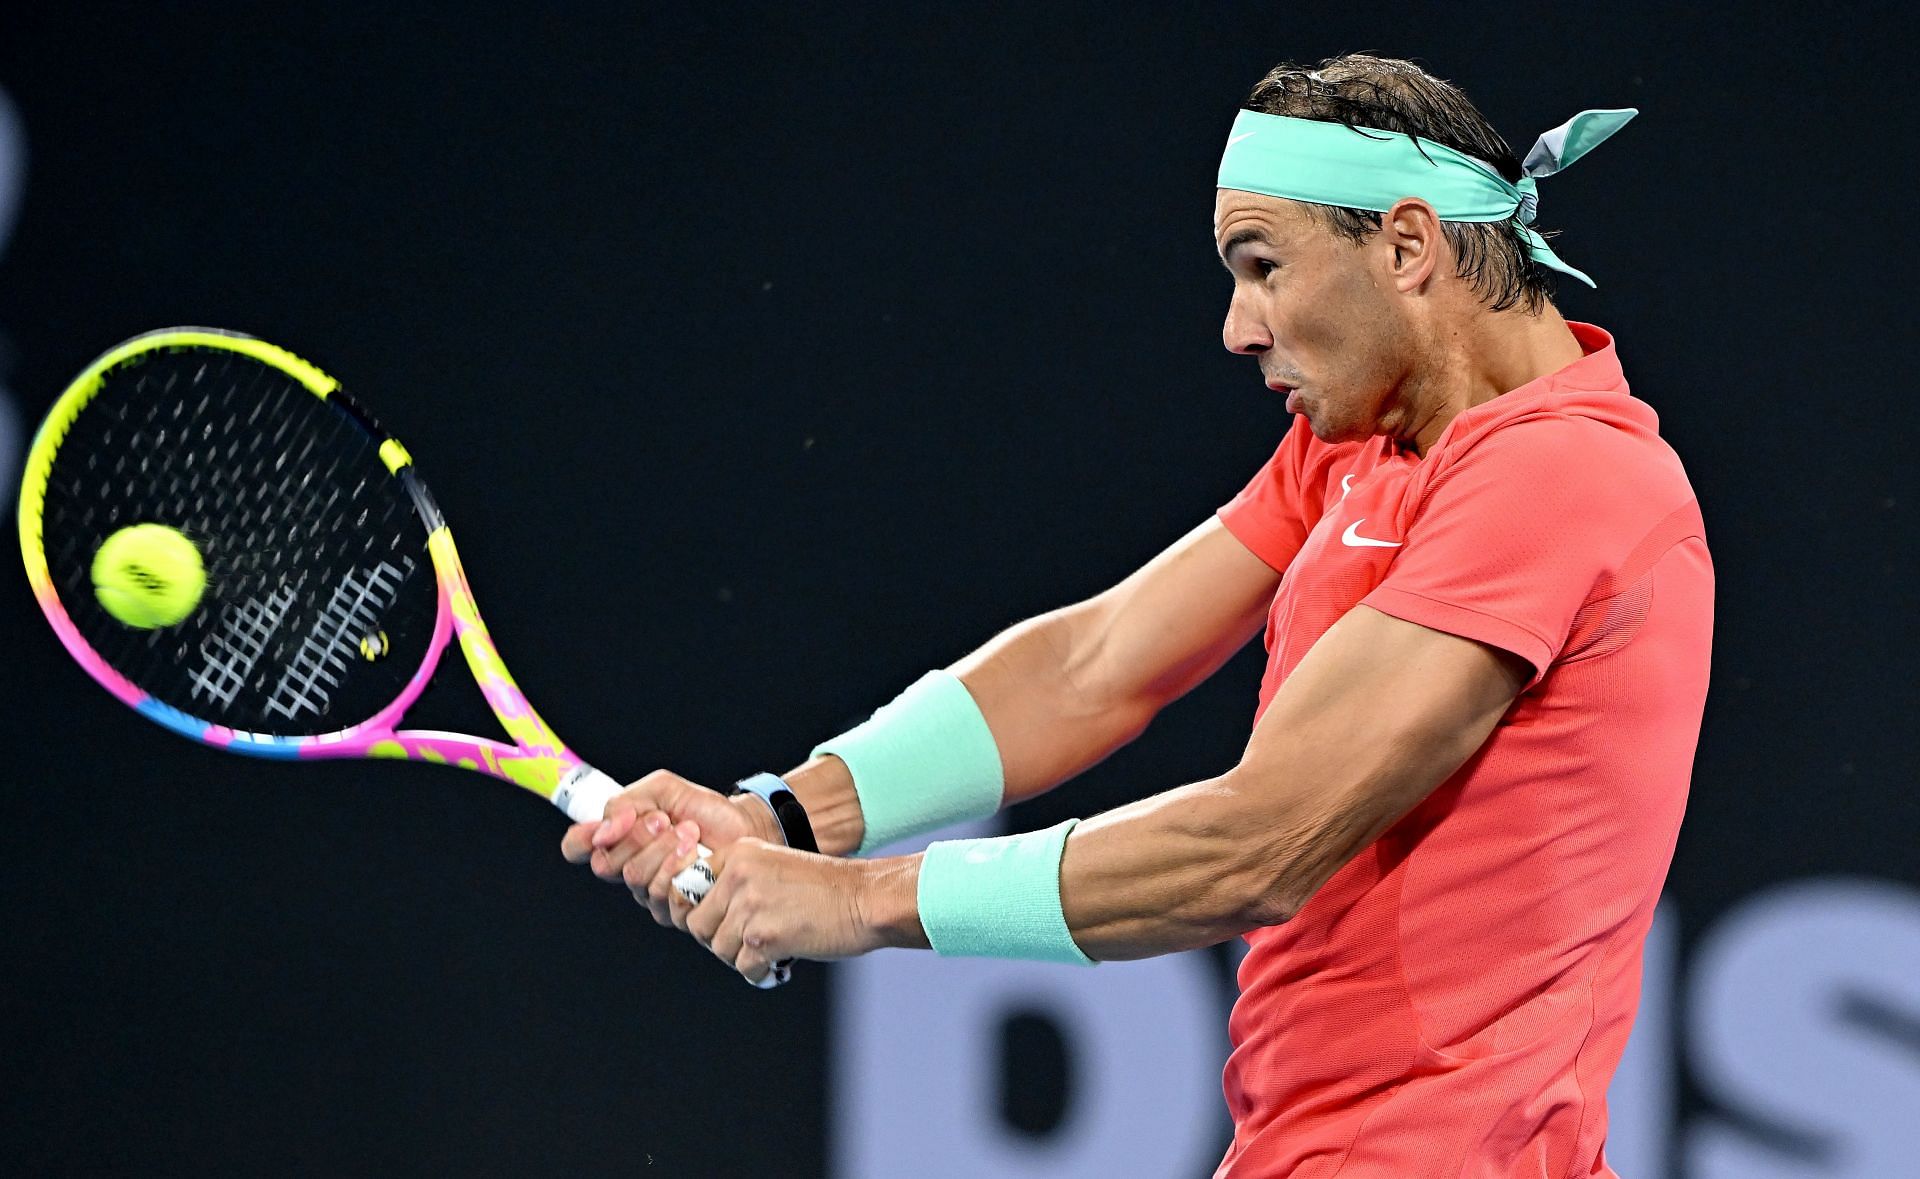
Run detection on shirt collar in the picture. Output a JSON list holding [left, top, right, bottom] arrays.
[[1417, 320, 1633, 456]]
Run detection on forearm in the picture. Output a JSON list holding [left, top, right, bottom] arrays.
[[859, 751, 1418, 964], [852, 767, 1340, 962], [785, 521, 1273, 857], [775, 618, 1136, 860], [979, 610, 1529, 962], [950, 602, 1166, 805], [712, 609, 1530, 982], [1055, 769, 1369, 960], [955, 521, 1278, 805], [784, 605, 1166, 856]]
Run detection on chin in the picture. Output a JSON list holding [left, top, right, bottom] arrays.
[[1304, 414, 1363, 445]]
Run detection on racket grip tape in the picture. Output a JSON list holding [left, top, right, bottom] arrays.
[[553, 764, 789, 990], [553, 764, 627, 823]]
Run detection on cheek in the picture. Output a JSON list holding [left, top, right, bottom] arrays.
[[1274, 266, 1363, 347], [1294, 278, 1395, 383]]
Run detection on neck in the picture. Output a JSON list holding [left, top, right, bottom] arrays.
[[1392, 304, 1585, 456]]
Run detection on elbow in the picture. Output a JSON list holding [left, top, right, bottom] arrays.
[[1219, 841, 1307, 930], [1235, 887, 1301, 932], [1206, 772, 1312, 931]]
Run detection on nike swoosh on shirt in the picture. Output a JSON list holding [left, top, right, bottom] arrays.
[[1226, 132, 1255, 146], [1340, 520, 1401, 548]]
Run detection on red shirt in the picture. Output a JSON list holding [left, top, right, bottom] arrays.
[[1213, 324, 1712, 1177]]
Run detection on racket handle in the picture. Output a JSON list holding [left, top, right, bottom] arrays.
[[553, 764, 627, 823], [555, 763, 789, 990]]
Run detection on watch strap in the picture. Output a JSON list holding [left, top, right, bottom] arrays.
[[731, 772, 820, 854]]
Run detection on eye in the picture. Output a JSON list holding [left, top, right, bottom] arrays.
[[1254, 259, 1278, 278]]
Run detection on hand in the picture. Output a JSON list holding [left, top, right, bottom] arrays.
[[686, 839, 918, 985], [559, 769, 780, 926]]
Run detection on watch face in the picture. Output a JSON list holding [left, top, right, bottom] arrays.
[[773, 797, 821, 853]]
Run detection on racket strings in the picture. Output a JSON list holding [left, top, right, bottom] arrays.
[[39, 346, 438, 736]]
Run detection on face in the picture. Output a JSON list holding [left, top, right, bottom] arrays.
[[1214, 189, 1417, 444]]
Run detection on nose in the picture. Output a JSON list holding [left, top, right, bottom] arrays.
[[1222, 287, 1271, 355]]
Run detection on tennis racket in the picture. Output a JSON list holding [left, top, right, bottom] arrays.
[[17, 327, 785, 987]]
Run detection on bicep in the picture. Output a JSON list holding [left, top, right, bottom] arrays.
[[1072, 516, 1280, 710], [1237, 605, 1529, 911], [1053, 603, 1528, 955]]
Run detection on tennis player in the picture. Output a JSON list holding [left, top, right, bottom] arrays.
[[565, 55, 1712, 1176]]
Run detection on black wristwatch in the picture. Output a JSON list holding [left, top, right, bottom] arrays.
[[731, 773, 819, 854]]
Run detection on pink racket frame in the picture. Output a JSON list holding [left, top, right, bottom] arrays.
[[18, 328, 621, 821], [22, 328, 778, 984]]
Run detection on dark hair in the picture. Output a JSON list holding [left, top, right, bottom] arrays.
[[1243, 55, 1550, 314]]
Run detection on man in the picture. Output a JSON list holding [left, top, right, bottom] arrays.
[[564, 55, 1711, 1176]]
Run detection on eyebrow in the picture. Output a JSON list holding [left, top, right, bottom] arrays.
[[1218, 227, 1272, 268]]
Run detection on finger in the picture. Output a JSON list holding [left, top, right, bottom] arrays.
[[655, 821, 706, 931], [597, 810, 668, 877], [735, 941, 772, 986], [622, 827, 682, 925], [639, 824, 701, 926], [560, 820, 599, 864], [595, 812, 669, 883], [591, 807, 639, 848], [685, 849, 737, 947], [708, 902, 747, 966]]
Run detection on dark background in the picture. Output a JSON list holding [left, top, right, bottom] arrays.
[[2, 3, 1914, 1176]]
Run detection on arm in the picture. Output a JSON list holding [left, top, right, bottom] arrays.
[[787, 516, 1281, 855], [565, 516, 1276, 924], [684, 605, 1530, 979], [568, 515, 1280, 883], [1048, 604, 1528, 958]]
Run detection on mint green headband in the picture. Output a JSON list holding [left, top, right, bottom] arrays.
[[1217, 107, 1636, 287]]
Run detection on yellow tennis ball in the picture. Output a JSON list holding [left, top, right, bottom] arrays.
[[91, 523, 206, 628]]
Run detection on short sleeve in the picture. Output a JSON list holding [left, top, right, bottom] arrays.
[[1218, 417, 1323, 574], [1361, 417, 1684, 684]]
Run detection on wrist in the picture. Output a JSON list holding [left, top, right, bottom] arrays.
[[915, 821, 1093, 965], [782, 754, 866, 856], [728, 791, 783, 846], [855, 854, 929, 951]]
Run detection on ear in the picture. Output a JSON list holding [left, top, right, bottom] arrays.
[[1379, 197, 1443, 293]]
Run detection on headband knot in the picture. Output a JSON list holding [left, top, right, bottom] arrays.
[[1217, 107, 1637, 287], [1514, 181, 1541, 227]]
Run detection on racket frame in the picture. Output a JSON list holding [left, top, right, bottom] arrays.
[[23, 327, 782, 986], [18, 328, 615, 815]]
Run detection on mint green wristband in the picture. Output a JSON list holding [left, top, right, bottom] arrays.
[[813, 670, 1005, 856], [917, 819, 1095, 966]]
